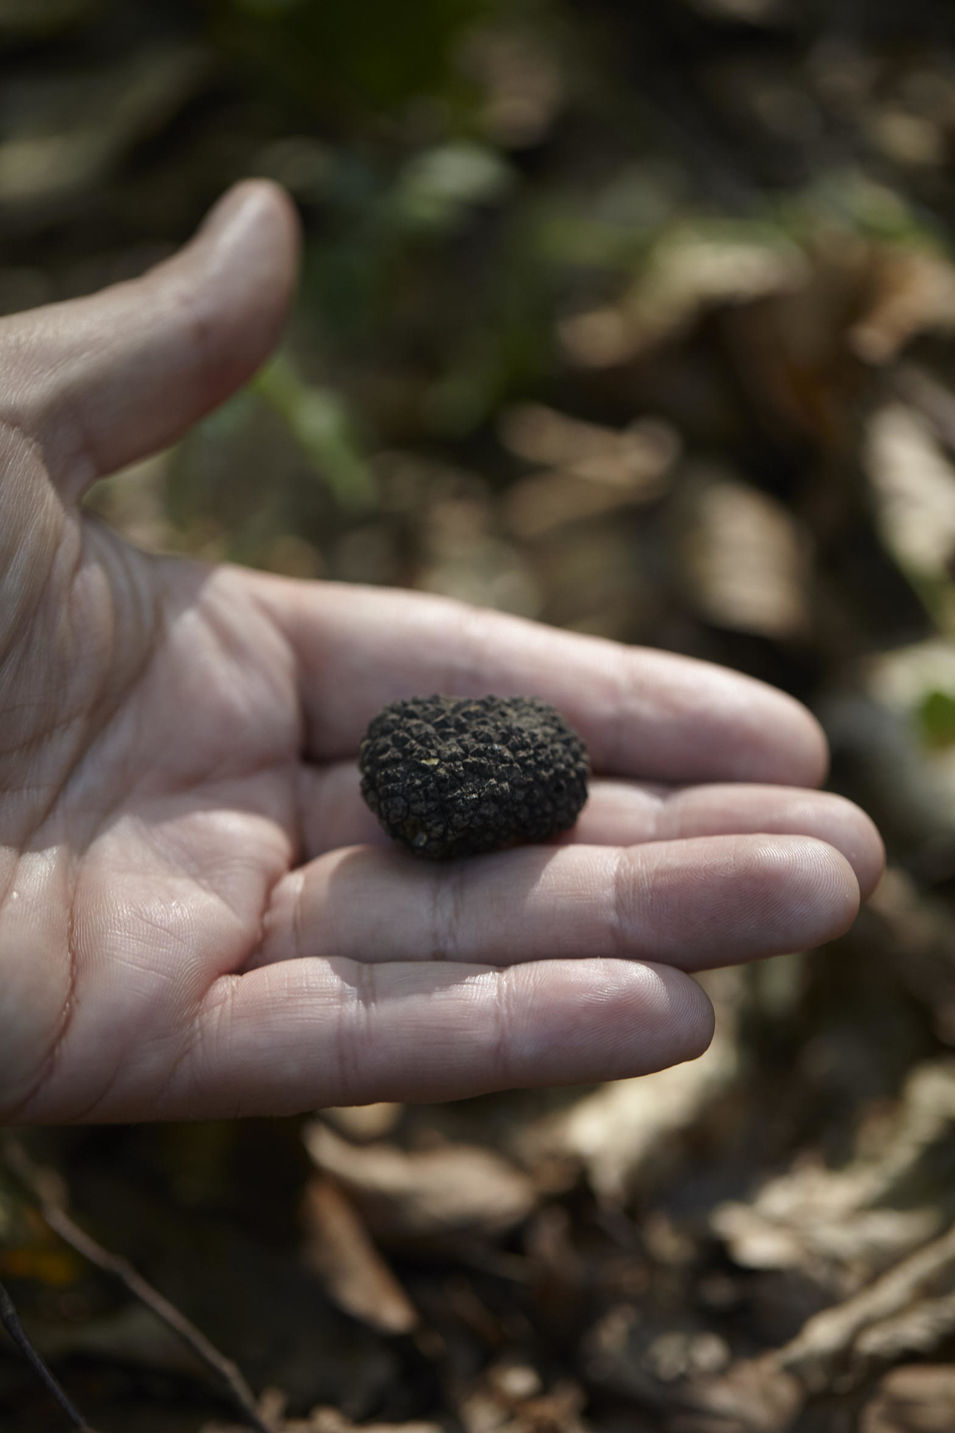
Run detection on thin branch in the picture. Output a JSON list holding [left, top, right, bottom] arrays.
[[778, 1220, 955, 1394], [0, 1277, 95, 1432], [3, 1137, 275, 1433]]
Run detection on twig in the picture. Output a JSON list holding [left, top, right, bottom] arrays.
[[2, 1137, 275, 1433], [778, 1220, 955, 1393], [0, 1277, 95, 1431]]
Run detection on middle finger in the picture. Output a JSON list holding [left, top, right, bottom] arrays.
[[298, 763, 883, 896]]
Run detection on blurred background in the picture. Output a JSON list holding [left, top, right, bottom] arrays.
[[3, 0, 955, 1429]]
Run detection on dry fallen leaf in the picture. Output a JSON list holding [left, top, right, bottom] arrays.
[[527, 970, 742, 1204], [677, 467, 811, 640], [777, 1222, 955, 1394], [459, 1361, 591, 1433], [712, 1059, 955, 1286], [303, 1122, 538, 1246], [301, 1176, 418, 1335], [860, 1364, 955, 1433]]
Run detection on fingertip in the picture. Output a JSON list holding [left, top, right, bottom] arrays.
[[194, 178, 302, 275], [766, 834, 862, 946], [625, 649, 833, 788], [818, 841, 864, 938], [632, 832, 863, 970], [822, 796, 886, 900], [637, 961, 716, 1066], [182, 178, 301, 375], [787, 702, 830, 788], [516, 958, 716, 1081], [744, 788, 883, 903], [600, 959, 717, 1072], [740, 688, 830, 788]]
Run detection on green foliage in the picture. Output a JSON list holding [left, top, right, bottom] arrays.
[[917, 689, 955, 750], [209, 0, 493, 118], [252, 354, 376, 513], [391, 141, 515, 232]]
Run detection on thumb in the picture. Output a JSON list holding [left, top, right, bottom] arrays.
[[0, 180, 300, 499]]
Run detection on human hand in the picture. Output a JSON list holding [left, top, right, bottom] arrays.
[[0, 182, 883, 1123]]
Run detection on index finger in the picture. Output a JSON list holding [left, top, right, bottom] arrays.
[[249, 575, 828, 786]]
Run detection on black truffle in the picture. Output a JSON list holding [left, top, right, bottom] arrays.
[[359, 694, 590, 860]]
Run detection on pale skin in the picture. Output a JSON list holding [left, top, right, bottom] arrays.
[[0, 181, 884, 1124]]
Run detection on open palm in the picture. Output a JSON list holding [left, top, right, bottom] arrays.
[[0, 183, 883, 1124]]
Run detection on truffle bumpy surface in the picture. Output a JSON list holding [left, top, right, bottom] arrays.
[[358, 695, 590, 860]]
